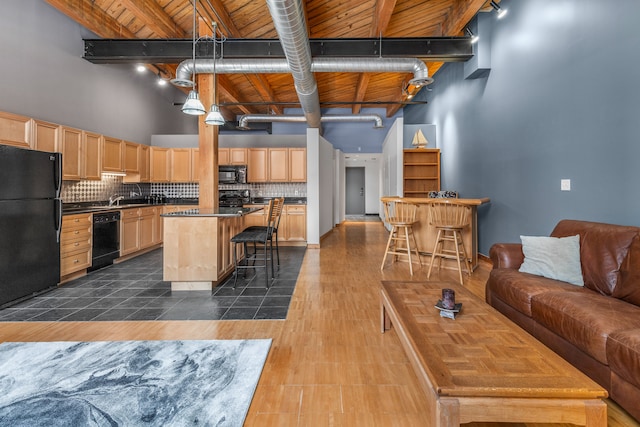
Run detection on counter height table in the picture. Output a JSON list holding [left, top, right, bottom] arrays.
[[399, 197, 489, 270], [161, 207, 262, 291]]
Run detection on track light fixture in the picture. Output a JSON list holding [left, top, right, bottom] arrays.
[[465, 27, 479, 44], [490, 1, 507, 19]]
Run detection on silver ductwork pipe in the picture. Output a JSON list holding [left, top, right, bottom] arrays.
[[238, 114, 384, 129], [173, 57, 431, 87], [266, 0, 321, 129]]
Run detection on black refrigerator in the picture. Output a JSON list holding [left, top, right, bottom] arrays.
[[0, 145, 62, 306]]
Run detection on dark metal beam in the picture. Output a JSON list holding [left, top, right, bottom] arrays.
[[83, 37, 472, 64]]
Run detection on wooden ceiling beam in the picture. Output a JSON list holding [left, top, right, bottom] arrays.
[[120, 0, 186, 38], [217, 75, 253, 116], [353, 0, 398, 114], [44, 0, 136, 38]]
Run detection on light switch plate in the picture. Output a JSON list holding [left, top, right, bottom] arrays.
[[561, 179, 571, 191]]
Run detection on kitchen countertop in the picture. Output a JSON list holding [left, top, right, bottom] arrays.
[[62, 199, 198, 215], [249, 197, 307, 205], [161, 207, 263, 217]]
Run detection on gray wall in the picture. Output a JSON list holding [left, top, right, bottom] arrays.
[[404, 0, 640, 255], [0, 0, 197, 145]]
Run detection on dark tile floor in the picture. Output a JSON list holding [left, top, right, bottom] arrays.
[[0, 247, 305, 322]]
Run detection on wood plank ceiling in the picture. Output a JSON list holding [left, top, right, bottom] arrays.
[[45, 0, 495, 120]]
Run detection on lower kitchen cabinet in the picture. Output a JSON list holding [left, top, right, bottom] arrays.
[[283, 205, 306, 242], [120, 207, 160, 257], [242, 204, 268, 228], [60, 213, 92, 279]]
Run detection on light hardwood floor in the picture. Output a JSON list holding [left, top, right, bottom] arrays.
[[0, 221, 637, 426]]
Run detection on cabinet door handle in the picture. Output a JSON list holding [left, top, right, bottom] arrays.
[[74, 231, 80, 234]]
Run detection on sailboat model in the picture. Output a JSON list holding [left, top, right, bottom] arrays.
[[411, 129, 429, 149]]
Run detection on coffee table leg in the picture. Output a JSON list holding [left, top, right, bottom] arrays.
[[436, 397, 460, 427], [584, 400, 607, 427]]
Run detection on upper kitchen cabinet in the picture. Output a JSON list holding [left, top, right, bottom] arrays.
[[289, 148, 307, 182], [248, 148, 268, 182], [102, 137, 123, 173], [32, 119, 60, 153], [150, 147, 170, 182], [191, 149, 199, 182], [218, 148, 247, 165], [123, 141, 140, 174], [82, 131, 102, 180], [170, 148, 192, 182], [61, 126, 83, 180], [268, 148, 289, 182], [139, 145, 150, 183], [0, 111, 32, 149]]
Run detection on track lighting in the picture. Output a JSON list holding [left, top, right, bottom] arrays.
[[490, 1, 507, 19], [136, 64, 146, 73], [465, 27, 479, 44]]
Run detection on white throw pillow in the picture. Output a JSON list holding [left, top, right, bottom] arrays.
[[519, 234, 584, 286]]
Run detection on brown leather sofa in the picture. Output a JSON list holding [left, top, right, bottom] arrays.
[[486, 219, 640, 420]]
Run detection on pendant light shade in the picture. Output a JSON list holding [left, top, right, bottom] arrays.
[[205, 104, 225, 125], [182, 90, 206, 115]]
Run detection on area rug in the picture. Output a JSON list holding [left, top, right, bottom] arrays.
[[0, 339, 271, 426]]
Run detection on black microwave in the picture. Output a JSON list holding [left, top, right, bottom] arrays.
[[219, 165, 247, 184]]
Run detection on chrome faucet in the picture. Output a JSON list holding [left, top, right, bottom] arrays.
[[108, 195, 125, 206]]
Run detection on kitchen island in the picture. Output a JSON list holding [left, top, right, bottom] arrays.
[[161, 207, 262, 291]]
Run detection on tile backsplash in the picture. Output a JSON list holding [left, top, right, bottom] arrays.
[[62, 176, 306, 203]]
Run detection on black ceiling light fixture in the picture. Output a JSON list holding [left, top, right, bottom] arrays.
[[490, 1, 508, 19], [465, 27, 479, 44]]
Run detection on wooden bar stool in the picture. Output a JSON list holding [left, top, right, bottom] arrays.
[[427, 200, 472, 284], [380, 197, 422, 275]]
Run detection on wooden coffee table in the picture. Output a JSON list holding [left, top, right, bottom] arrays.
[[381, 281, 608, 427]]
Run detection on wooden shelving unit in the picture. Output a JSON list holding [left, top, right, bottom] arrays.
[[403, 148, 440, 197]]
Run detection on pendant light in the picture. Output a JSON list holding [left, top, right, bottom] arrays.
[[182, 0, 205, 116], [205, 22, 225, 126]]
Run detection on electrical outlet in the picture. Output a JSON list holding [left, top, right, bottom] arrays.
[[561, 179, 571, 191]]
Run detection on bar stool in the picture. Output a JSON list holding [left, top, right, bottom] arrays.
[[427, 200, 472, 284], [243, 197, 285, 267], [380, 197, 422, 275], [230, 199, 277, 289]]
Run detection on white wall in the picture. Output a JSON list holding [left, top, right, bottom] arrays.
[[380, 118, 404, 221], [334, 149, 345, 226]]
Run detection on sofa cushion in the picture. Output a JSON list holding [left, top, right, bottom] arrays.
[[607, 329, 640, 391], [531, 290, 640, 365], [487, 269, 585, 317], [551, 220, 640, 303], [519, 234, 584, 286]]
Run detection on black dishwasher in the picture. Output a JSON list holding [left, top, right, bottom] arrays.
[[89, 211, 121, 271]]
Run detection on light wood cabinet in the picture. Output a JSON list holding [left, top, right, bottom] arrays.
[[229, 148, 248, 165], [103, 137, 124, 173], [83, 131, 102, 180], [0, 111, 31, 149], [191, 149, 199, 182], [282, 204, 306, 242], [139, 145, 150, 182], [60, 213, 92, 278], [247, 147, 306, 183], [170, 148, 192, 182], [268, 148, 289, 182], [243, 205, 268, 228], [124, 141, 140, 173], [150, 147, 170, 182], [248, 148, 268, 182], [218, 148, 247, 165], [403, 148, 440, 198], [289, 148, 307, 182], [218, 148, 230, 166], [61, 126, 83, 180], [120, 207, 160, 256], [32, 119, 60, 153]]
